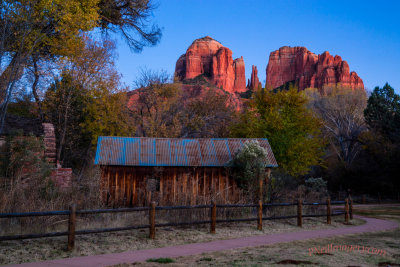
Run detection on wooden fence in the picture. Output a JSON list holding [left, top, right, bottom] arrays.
[[0, 198, 351, 250]]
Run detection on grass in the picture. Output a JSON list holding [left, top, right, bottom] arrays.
[[0, 215, 358, 265], [116, 204, 400, 267]]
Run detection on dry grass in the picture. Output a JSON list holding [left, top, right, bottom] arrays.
[[114, 205, 400, 267], [0, 215, 361, 265]]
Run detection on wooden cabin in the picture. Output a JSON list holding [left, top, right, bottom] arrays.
[[94, 137, 277, 206]]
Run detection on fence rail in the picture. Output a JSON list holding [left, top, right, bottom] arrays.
[[0, 198, 351, 250]]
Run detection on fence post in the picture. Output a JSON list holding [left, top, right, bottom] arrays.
[[297, 198, 302, 227], [345, 198, 349, 224], [378, 193, 381, 204], [149, 201, 156, 239], [362, 194, 366, 204], [257, 200, 263, 231], [326, 198, 331, 225], [349, 197, 353, 220], [210, 201, 216, 234], [67, 204, 76, 251]]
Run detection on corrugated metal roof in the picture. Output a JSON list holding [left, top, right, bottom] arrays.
[[94, 137, 278, 167]]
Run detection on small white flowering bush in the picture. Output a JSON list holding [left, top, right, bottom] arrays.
[[228, 140, 268, 194]]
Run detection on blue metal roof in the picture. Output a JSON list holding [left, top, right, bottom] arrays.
[[94, 137, 278, 167]]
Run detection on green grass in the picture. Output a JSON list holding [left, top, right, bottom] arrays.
[[146, 257, 175, 264]]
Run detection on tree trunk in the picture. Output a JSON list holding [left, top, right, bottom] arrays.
[[31, 56, 44, 122]]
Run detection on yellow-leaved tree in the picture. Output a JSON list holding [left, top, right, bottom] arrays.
[[231, 85, 325, 176]]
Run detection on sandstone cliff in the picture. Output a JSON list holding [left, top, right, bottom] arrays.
[[265, 46, 364, 91], [175, 36, 246, 93]]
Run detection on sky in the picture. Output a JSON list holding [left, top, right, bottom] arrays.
[[114, 0, 400, 93]]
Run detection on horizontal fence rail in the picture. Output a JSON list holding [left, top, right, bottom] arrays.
[[0, 210, 70, 218], [0, 198, 353, 250]]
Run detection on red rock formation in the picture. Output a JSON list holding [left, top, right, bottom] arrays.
[[175, 36, 246, 93], [265, 46, 364, 91], [233, 57, 246, 92], [247, 65, 261, 90]]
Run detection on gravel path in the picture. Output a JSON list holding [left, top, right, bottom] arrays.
[[6, 215, 398, 267]]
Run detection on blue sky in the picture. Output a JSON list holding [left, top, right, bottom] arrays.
[[115, 0, 400, 93]]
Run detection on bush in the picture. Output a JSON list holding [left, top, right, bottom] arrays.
[[305, 177, 328, 193], [228, 140, 269, 201], [146, 258, 175, 263]]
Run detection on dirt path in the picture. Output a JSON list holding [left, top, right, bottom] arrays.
[[6, 215, 398, 267]]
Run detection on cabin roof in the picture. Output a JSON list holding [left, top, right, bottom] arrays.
[[94, 137, 278, 168]]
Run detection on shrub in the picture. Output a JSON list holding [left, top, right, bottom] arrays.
[[146, 258, 175, 263], [305, 177, 328, 193], [228, 140, 269, 201]]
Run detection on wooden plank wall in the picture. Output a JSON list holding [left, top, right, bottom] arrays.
[[100, 166, 241, 206]]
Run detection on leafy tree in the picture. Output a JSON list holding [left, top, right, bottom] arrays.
[[0, 0, 99, 131], [44, 72, 88, 167], [82, 80, 131, 145], [1, 0, 162, 132], [231, 86, 325, 176], [364, 83, 400, 142], [43, 37, 131, 169]]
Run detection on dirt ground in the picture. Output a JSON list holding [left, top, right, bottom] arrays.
[[0, 215, 361, 265], [113, 205, 400, 267]]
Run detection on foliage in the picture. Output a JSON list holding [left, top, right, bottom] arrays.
[[228, 141, 268, 193], [0, 134, 61, 213], [146, 258, 175, 263], [6, 91, 37, 118], [305, 86, 367, 167], [314, 84, 400, 196], [97, 0, 162, 52], [130, 72, 182, 137], [0, 0, 99, 131], [231, 86, 325, 176], [43, 37, 131, 168], [7, 135, 51, 179], [364, 83, 400, 142], [180, 88, 237, 138], [338, 83, 400, 195], [267, 169, 298, 203], [43, 72, 89, 167], [1, 0, 162, 133], [131, 69, 237, 138], [304, 177, 327, 193]]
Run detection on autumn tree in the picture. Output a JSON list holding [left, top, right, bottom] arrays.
[[130, 69, 182, 137], [180, 88, 237, 138], [306, 86, 367, 168], [231, 86, 325, 176], [0, 0, 99, 132], [43, 37, 131, 169], [1, 0, 162, 131]]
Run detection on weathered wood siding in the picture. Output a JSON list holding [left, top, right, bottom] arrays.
[[100, 166, 241, 206]]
